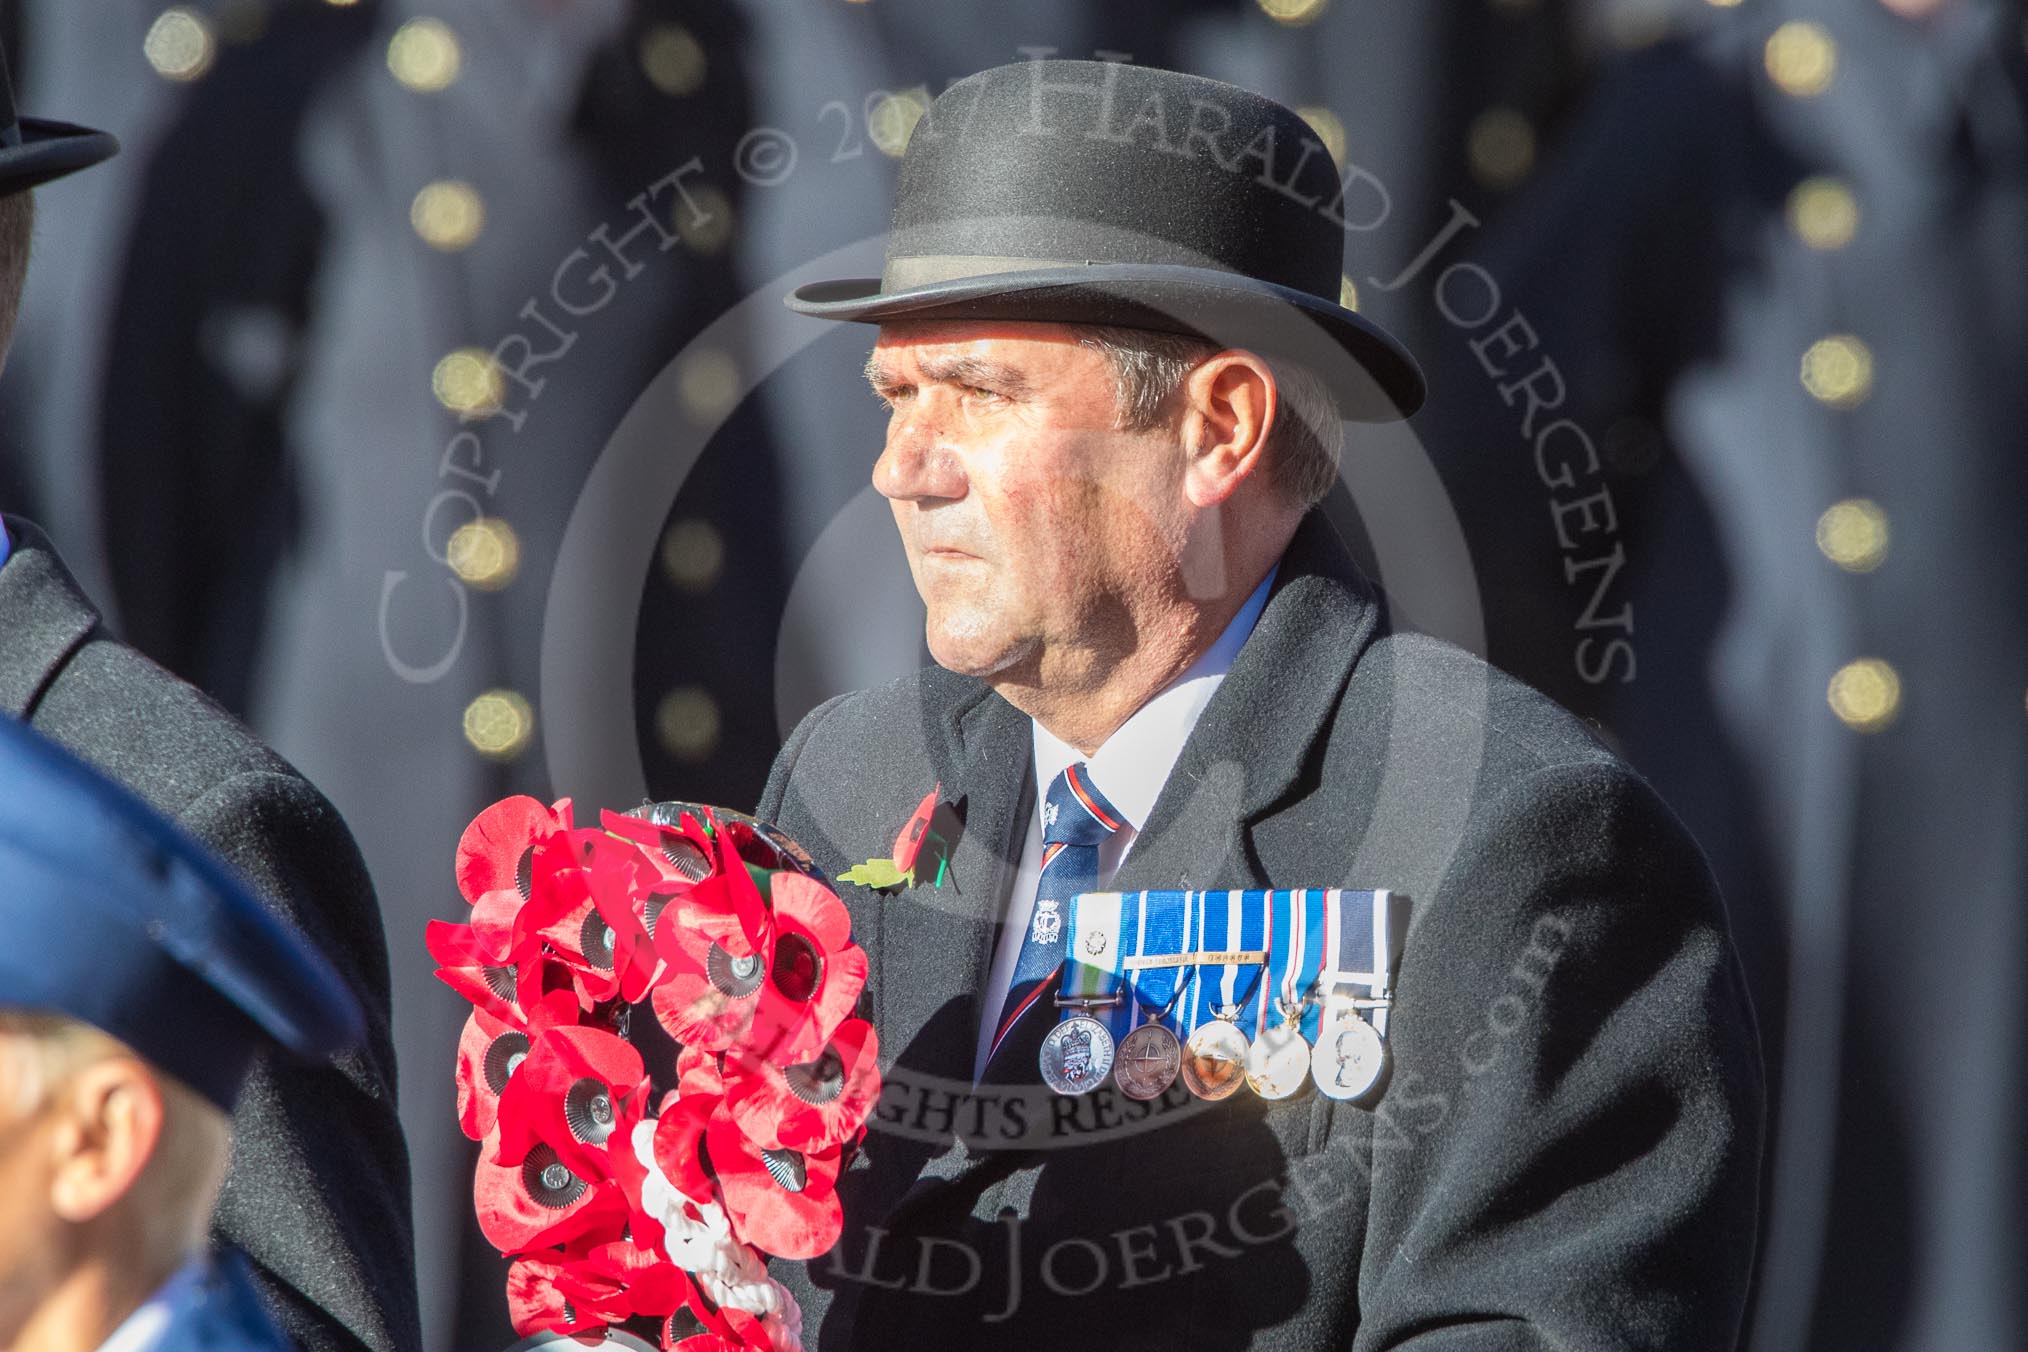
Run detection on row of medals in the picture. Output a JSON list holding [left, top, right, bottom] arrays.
[[1039, 991, 1387, 1104]]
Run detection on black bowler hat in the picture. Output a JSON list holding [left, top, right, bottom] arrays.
[[0, 715, 364, 1111], [0, 35, 117, 193], [787, 59, 1424, 421]]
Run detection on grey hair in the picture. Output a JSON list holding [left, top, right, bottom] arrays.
[[1074, 324, 1345, 506], [0, 190, 33, 363]]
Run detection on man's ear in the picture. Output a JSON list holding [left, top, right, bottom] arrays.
[[47, 1059, 165, 1223], [1178, 350, 1277, 509]]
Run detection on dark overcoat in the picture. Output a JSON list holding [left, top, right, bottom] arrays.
[[0, 516, 419, 1352], [757, 511, 1764, 1350]]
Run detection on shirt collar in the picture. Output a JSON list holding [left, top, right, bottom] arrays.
[[1031, 566, 1277, 833], [95, 1253, 212, 1352]]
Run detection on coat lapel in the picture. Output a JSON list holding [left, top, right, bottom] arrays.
[[870, 679, 1032, 1088], [0, 516, 102, 720], [1114, 511, 1385, 894]]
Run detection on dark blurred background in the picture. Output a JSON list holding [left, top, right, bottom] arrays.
[[1, 1, 2021, 1349]]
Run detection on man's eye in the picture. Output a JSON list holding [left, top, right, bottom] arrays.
[[964, 385, 1006, 403]]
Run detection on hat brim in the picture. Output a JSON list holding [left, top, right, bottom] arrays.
[[786, 262, 1424, 422], [0, 118, 120, 194]]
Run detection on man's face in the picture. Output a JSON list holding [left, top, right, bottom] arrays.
[[867, 320, 1192, 686]]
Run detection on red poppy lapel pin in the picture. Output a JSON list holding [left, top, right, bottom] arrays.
[[836, 783, 954, 894]]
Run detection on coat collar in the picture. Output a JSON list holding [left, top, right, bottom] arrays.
[[0, 515, 101, 720], [878, 513, 1385, 1083], [1113, 510, 1385, 893], [864, 671, 1034, 1089]]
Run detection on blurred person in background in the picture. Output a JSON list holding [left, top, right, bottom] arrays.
[[1421, 1, 2028, 1348], [0, 33, 419, 1352], [0, 713, 369, 1352]]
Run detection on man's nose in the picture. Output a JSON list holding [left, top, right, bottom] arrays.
[[872, 407, 966, 502]]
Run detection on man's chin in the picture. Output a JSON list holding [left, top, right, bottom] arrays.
[[923, 620, 1034, 682]]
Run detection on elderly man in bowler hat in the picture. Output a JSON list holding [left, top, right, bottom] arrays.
[[760, 58, 1765, 1348], [0, 43, 417, 1352], [0, 714, 369, 1352]]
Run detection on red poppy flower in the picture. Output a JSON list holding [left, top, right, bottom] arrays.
[[584, 830, 663, 1002], [426, 905, 554, 1025], [650, 909, 768, 1053], [679, 809, 771, 957], [451, 994, 582, 1141], [505, 1252, 613, 1339], [601, 807, 718, 895], [890, 783, 941, 875], [704, 1112, 843, 1260], [573, 1233, 696, 1321], [495, 1025, 647, 1180], [648, 1092, 719, 1209], [723, 1017, 880, 1154], [474, 1125, 632, 1253], [746, 873, 867, 1067], [458, 795, 573, 905]]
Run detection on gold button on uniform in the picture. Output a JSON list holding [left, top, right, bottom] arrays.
[[656, 687, 722, 762], [675, 186, 733, 255], [639, 24, 706, 97], [677, 349, 741, 423], [1828, 658, 1900, 732], [464, 690, 535, 760], [433, 348, 506, 418], [389, 18, 461, 93], [1296, 107, 1347, 168], [868, 89, 930, 158], [1787, 177, 1859, 251], [411, 180, 485, 252], [144, 8, 216, 82], [1257, 0, 1330, 25], [1801, 334, 1873, 408], [660, 519, 725, 593], [1815, 498, 1889, 572], [447, 518, 520, 590], [1766, 22, 1837, 97], [1467, 107, 1536, 189]]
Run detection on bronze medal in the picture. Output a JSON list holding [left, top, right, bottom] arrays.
[[1245, 1020, 1312, 1101], [1113, 1022, 1183, 1100], [1310, 1008, 1386, 1102], [1039, 1015, 1115, 1096], [1180, 1017, 1250, 1101]]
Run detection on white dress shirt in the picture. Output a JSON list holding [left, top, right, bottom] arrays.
[[94, 1254, 209, 1352], [973, 569, 1276, 1078]]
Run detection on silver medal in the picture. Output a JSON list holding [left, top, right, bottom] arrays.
[[1113, 1022, 1183, 1100], [1310, 1009, 1386, 1102], [1245, 1020, 1313, 1101], [1039, 1015, 1115, 1095], [1180, 1016, 1250, 1101]]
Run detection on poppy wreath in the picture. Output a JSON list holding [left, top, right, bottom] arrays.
[[428, 797, 879, 1352]]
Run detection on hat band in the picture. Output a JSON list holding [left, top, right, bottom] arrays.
[[880, 253, 1082, 290]]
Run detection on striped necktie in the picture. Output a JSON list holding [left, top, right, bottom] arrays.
[[982, 762, 1123, 1075]]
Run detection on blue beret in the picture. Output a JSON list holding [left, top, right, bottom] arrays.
[[0, 714, 364, 1110]]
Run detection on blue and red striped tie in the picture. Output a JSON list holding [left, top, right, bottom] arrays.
[[982, 762, 1124, 1074]]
